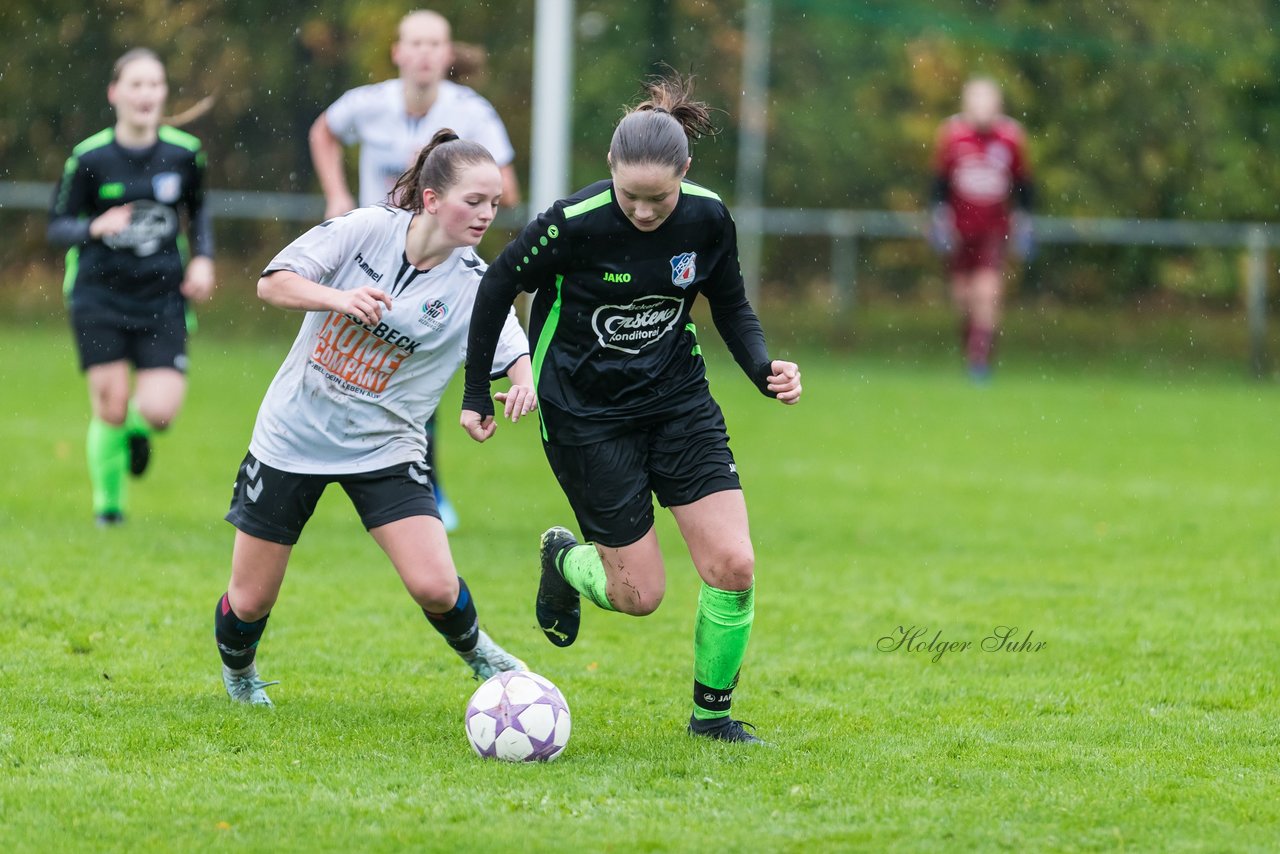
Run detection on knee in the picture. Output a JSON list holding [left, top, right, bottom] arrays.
[[227, 587, 275, 623], [704, 547, 755, 592], [93, 393, 128, 426], [406, 573, 460, 614], [616, 584, 664, 617], [137, 401, 178, 432]]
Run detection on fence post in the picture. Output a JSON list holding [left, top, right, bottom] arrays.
[[831, 232, 858, 317], [1245, 225, 1269, 378]]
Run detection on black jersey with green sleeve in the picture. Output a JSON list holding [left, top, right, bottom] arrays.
[[47, 126, 213, 310], [464, 179, 774, 445]]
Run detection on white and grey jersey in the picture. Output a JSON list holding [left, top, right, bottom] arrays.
[[250, 205, 528, 474], [325, 79, 516, 208]]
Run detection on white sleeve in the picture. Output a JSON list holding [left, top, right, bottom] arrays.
[[466, 96, 516, 167], [324, 87, 366, 145], [262, 210, 371, 287], [490, 307, 529, 377]]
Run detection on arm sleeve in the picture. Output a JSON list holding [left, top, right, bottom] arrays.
[[490, 308, 530, 378], [324, 88, 363, 145], [46, 155, 93, 247], [702, 213, 775, 396], [186, 148, 214, 257], [468, 96, 516, 167], [261, 210, 370, 285], [463, 204, 565, 416]]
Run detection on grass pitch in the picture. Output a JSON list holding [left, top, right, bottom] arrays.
[[0, 320, 1275, 852]]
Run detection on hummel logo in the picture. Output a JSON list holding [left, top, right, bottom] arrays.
[[244, 457, 264, 502], [407, 463, 430, 485], [354, 252, 383, 283], [729, 463, 737, 474]]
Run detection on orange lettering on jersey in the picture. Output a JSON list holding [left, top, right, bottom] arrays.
[[310, 312, 408, 396]]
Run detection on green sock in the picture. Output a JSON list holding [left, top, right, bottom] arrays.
[[692, 583, 755, 721], [124, 401, 151, 437], [87, 418, 129, 515], [560, 545, 617, 612]]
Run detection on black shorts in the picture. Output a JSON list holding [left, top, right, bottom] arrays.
[[224, 451, 439, 545], [69, 297, 188, 373], [542, 397, 741, 548]]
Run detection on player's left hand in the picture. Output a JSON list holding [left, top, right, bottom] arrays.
[[494, 384, 538, 423], [767, 360, 802, 405], [181, 256, 216, 302], [460, 409, 496, 443]]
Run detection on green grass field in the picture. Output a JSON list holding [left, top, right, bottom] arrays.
[[1, 319, 1276, 852]]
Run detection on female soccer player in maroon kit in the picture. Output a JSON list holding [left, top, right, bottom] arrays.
[[930, 78, 1034, 380]]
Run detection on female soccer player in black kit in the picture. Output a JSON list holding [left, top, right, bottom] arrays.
[[48, 48, 215, 526], [462, 75, 802, 744]]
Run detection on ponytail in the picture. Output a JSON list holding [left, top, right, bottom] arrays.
[[609, 72, 720, 173], [390, 128, 497, 212]]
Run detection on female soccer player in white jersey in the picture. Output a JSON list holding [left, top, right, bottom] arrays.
[[48, 48, 215, 526], [213, 130, 534, 706], [462, 76, 802, 744]]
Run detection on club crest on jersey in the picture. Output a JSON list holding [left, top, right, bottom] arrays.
[[151, 172, 182, 204], [670, 252, 697, 288], [418, 298, 449, 332]]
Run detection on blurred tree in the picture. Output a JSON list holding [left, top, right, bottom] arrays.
[[2, 0, 1277, 301]]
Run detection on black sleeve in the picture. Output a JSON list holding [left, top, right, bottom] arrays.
[[462, 205, 565, 417], [186, 148, 214, 257], [930, 174, 949, 206], [47, 155, 94, 248], [702, 213, 774, 397], [1013, 177, 1034, 212]]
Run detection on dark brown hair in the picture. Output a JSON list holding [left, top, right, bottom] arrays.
[[111, 48, 164, 83], [390, 128, 497, 212], [609, 73, 719, 173]]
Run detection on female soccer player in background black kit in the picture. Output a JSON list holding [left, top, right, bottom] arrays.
[[462, 75, 802, 744], [48, 48, 215, 526]]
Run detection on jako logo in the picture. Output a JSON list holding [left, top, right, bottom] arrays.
[[418, 298, 449, 331], [603, 272, 631, 283], [591, 295, 683, 354]]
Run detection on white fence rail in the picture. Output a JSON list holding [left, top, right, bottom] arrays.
[[2, 181, 1271, 376]]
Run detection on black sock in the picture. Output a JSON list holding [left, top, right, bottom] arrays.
[[214, 592, 269, 670], [423, 576, 479, 653]]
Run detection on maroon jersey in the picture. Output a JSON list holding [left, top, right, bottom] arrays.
[[934, 115, 1029, 239]]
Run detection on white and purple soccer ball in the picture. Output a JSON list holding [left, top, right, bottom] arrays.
[[465, 670, 571, 762]]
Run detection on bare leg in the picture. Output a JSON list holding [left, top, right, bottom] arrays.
[[133, 367, 187, 430], [227, 530, 293, 621], [368, 514, 459, 611]]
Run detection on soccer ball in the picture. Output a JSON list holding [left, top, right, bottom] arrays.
[[465, 670, 571, 761]]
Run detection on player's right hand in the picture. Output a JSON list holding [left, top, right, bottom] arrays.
[[928, 205, 957, 255], [460, 409, 497, 443], [89, 204, 133, 239], [335, 286, 392, 326], [324, 193, 357, 220]]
